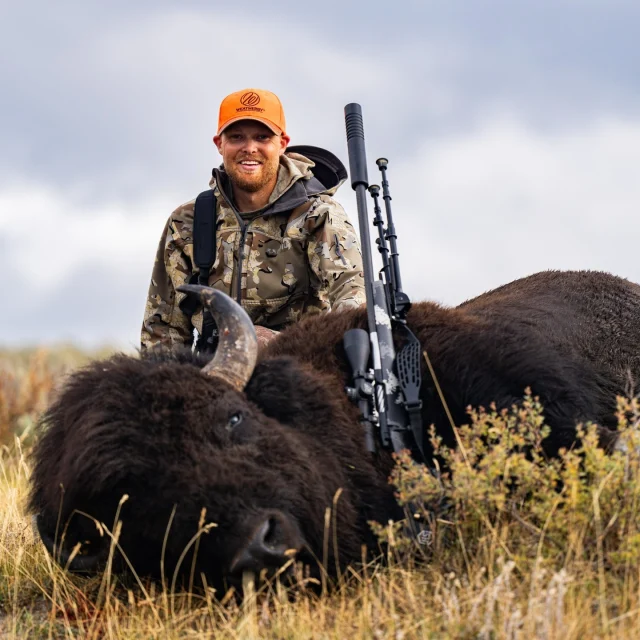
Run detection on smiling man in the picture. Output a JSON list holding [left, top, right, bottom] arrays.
[[141, 88, 366, 352]]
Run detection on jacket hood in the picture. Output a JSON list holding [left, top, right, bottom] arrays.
[[209, 146, 348, 217], [285, 145, 348, 195]]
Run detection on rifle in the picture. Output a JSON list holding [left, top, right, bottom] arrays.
[[342, 103, 426, 464]]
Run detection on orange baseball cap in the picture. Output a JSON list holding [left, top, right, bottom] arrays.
[[216, 88, 286, 136]]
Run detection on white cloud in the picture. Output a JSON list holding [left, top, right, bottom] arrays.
[[0, 186, 171, 292], [0, 185, 179, 348], [390, 115, 640, 305]]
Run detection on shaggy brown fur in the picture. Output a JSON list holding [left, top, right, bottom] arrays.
[[264, 270, 640, 454], [29, 270, 640, 588], [29, 350, 399, 590]]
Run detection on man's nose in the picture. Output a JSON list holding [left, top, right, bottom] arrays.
[[240, 138, 259, 153]]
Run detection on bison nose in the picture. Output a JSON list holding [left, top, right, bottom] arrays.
[[229, 512, 303, 577]]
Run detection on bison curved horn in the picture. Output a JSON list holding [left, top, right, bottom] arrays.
[[177, 284, 258, 391]]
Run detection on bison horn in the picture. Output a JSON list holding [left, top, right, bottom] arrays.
[[177, 284, 258, 391]]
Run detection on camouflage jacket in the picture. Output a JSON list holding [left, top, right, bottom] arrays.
[[141, 150, 366, 349]]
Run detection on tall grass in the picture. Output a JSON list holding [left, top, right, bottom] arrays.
[[2, 350, 640, 637], [0, 347, 115, 446]]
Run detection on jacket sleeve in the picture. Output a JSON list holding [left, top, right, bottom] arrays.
[[141, 217, 195, 350], [306, 196, 367, 311]]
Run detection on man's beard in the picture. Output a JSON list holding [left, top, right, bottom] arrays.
[[226, 156, 279, 193]]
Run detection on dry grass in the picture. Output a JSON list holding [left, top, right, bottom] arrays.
[[2, 350, 640, 638], [0, 346, 115, 447]]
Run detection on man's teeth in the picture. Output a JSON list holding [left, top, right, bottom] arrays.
[[240, 161, 260, 165]]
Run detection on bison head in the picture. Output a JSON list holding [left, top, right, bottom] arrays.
[[29, 287, 399, 592]]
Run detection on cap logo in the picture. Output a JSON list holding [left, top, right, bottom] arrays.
[[240, 92, 261, 107]]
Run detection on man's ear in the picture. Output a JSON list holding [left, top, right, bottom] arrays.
[[279, 134, 291, 156], [213, 135, 223, 153]]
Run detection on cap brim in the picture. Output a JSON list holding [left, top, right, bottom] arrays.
[[217, 116, 283, 136]]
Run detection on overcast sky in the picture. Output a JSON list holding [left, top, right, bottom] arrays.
[[1, 0, 639, 348]]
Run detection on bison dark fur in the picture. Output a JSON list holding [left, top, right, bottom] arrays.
[[29, 270, 640, 588]]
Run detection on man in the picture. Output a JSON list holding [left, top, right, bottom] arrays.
[[141, 88, 366, 351]]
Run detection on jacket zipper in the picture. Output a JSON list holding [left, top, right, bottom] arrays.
[[215, 178, 252, 305], [236, 220, 249, 304], [213, 171, 310, 305]]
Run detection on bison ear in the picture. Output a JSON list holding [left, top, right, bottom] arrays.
[[177, 285, 258, 391], [33, 514, 109, 574]]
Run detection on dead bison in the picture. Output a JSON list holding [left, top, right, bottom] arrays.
[[30, 270, 640, 589]]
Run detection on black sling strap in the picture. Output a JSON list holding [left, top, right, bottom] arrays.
[[179, 189, 219, 353], [193, 189, 217, 285]]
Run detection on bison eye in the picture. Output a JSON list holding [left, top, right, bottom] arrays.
[[226, 412, 243, 431]]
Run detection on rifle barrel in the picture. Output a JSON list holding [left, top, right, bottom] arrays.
[[345, 104, 369, 188], [344, 103, 376, 333]]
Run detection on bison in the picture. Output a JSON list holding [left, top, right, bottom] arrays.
[[29, 270, 640, 591]]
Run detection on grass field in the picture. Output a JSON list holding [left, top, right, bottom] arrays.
[[2, 348, 640, 638]]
